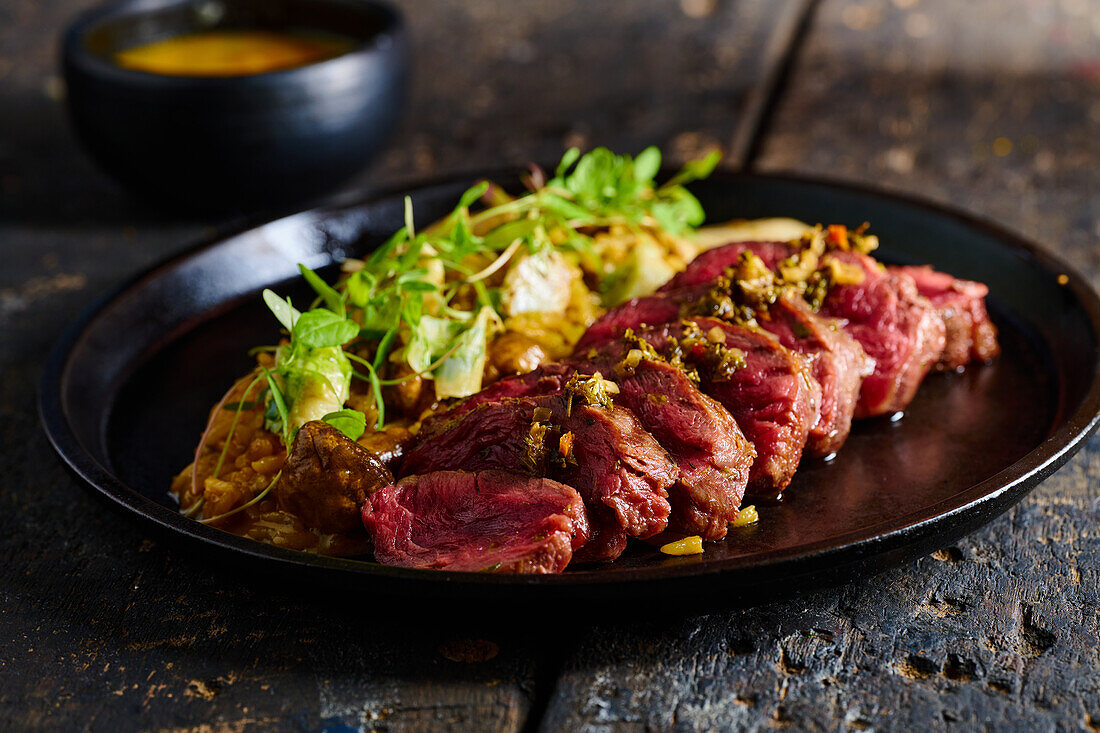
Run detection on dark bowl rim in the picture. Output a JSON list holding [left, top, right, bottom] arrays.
[[38, 169, 1100, 590], [61, 0, 405, 87]]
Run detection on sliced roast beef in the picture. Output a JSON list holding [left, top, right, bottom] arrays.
[[571, 342, 756, 540], [574, 295, 683, 352], [363, 470, 589, 573], [578, 283, 872, 458], [417, 363, 574, 440], [650, 239, 947, 418], [818, 253, 946, 417], [890, 265, 999, 370], [432, 350, 755, 540], [402, 389, 676, 562], [660, 240, 793, 291], [753, 295, 873, 456], [624, 318, 817, 497]]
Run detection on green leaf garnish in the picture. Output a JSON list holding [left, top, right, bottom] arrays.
[[664, 149, 721, 188], [262, 289, 300, 333], [261, 366, 292, 451], [555, 147, 581, 178], [253, 146, 721, 435], [299, 264, 346, 317], [321, 409, 367, 441], [292, 309, 360, 350], [458, 181, 490, 209], [632, 146, 662, 184]]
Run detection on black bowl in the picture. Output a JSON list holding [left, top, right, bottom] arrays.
[[62, 0, 407, 213]]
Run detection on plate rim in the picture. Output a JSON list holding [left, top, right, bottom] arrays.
[[39, 170, 1100, 590]]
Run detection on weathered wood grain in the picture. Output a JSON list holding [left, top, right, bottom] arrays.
[[0, 1, 807, 730], [758, 0, 1100, 280], [539, 1, 1100, 730], [366, 0, 813, 185]]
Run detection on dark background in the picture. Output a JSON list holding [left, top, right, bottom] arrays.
[[2, 0, 1099, 730]]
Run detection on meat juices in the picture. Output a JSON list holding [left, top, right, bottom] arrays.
[[363, 470, 589, 573]]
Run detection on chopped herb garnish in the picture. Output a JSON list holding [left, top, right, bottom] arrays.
[[564, 372, 616, 416], [336, 147, 720, 416], [675, 321, 746, 381], [522, 420, 550, 474], [622, 329, 664, 362]]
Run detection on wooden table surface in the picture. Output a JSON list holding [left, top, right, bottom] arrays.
[[2, 1, 1099, 730]]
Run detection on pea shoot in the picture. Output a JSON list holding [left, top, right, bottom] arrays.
[[253, 147, 722, 437], [336, 146, 720, 426], [180, 145, 723, 527]]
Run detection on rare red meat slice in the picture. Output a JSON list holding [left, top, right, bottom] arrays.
[[632, 318, 818, 497], [402, 390, 676, 562], [571, 342, 756, 540], [362, 470, 588, 573], [417, 363, 574, 440], [579, 285, 871, 458], [753, 296, 873, 456], [661, 240, 793, 291], [575, 295, 682, 352], [654, 240, 946, 418], [818, 253, 946, 417], [431, 352, 755, 540], [890, 265, 1000, 370]]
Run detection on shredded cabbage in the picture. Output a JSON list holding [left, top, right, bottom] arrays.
[[433, 306, 503, 399], [601, 236, 678, 307], [502, 250, 580, 316]]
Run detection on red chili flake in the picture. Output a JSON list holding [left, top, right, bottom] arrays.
[[827, 224, 849, 249], [558, 431, 574, 459]]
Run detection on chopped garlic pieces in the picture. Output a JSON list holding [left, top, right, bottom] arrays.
[[730, 505, 760, 528]]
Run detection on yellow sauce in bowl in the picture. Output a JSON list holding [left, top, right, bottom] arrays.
[[114, 29, 353, 77]]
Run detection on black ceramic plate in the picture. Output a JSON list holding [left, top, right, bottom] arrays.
[[40, 172, 1100, 605]]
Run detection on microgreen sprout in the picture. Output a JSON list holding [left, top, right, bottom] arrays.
[[185, 146, 723, 526], [199, 470, 282, 525], [334, 146, 721, 416]]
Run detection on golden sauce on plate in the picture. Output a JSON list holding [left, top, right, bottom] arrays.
[[114, 29, 353, 77]]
